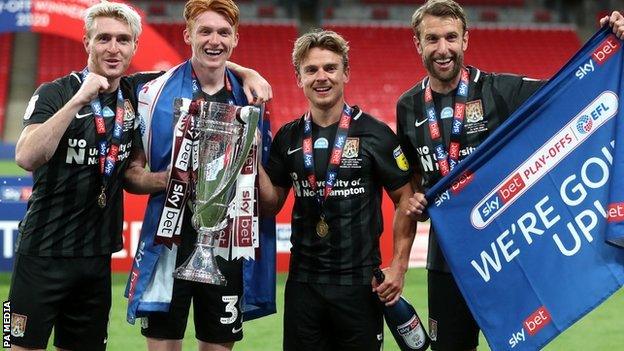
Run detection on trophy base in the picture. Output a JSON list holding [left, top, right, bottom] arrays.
[[172, 239, 228, 286], [173, 265, 227, 285]]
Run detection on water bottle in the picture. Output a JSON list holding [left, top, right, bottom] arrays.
[[374, 268, 430, 351]]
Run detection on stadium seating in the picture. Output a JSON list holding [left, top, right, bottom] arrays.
[[149, 22, 306, 128], [33, 23, 580, 132], [0, 33, 13, 136], [324, 24, 580, 128], [361, 0, 524, 6], [257, 5, 276, 18], [37, 34, 87, 86], [229, 22, 307, 127], [480, 9, 500, 22]]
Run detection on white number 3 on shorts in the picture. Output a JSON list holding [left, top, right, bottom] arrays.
[[220, 295, 239, 325]]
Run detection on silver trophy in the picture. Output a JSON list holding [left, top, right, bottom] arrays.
[[173, 99, 259, 285]]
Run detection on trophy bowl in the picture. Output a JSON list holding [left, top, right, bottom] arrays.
[[172, 99, 259, 285]]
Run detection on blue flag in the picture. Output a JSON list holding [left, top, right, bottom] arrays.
[[426, 27, 624, 351]]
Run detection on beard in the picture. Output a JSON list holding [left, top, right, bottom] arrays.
[[423, 53, 463, 83]]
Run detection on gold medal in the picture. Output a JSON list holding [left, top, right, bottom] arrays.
[[316, 218, 329, 237], [97, 187, 107, 208]]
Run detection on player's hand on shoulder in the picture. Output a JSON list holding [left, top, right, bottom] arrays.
[[74, 73, 109, 105], [243, 70, 273, 106], [600, 11, 624, 39]]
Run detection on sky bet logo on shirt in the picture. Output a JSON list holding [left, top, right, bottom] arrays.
[[575, 34, 621, 79]]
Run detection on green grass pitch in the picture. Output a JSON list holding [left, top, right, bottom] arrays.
[[0, 160, 622, 349], [0, 270, 622, 350]]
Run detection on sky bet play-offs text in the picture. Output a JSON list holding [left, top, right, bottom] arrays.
[[468, 34, 621, 229], [470, 91, 617, 230], [465, 91, 617, 285], [430, 34, 624, 350]]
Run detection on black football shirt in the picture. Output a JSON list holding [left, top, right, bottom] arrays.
[[17, 72, 159, 257], [396, 66, 546, 272], [267, 108, 411, 285]]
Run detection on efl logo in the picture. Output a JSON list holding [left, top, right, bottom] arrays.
[[592, 35, 621, 65], [607, 202, 624, 222], [576, 101, 611, 135], [575, 114, 593, 134], [524, 306, 552, 336]]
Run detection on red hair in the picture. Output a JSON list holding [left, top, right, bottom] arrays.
[[184, 0, 240, 31]]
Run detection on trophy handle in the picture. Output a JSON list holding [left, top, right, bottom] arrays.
[[195, 106, 259, 217]]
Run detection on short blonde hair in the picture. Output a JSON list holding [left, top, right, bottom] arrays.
[[84, 1, 142, 40], [292, 29, 349, 75], [411, 0, 467, 39], [184, 0, 240, 31]]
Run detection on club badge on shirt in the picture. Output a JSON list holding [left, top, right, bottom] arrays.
[[123, 99, 136, 131], [465, 99, 484, 123], [465, 99, 489, 135], [343, 137, 359, 159]]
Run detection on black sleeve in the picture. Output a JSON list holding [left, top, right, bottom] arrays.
[[22, 81, 68, 127], [396, 96, 418, 170], [131, 120, 144, 153], [492, 74, 547, 113], [371, 120, 412, 192], [265, 125, 292, 188]]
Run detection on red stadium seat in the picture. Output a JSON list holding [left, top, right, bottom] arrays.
[[371, 7, 389, 20], [324, 7, 335, 20], [147, 4, 166, 16], [534, 9, 553, 23], [480, 9, 499, 22], [257, 6, 276, 19], [150, 22, 307, 130], [37, 34, 87, 86], [360, 0, 523, 5], [323, 24, 580, 126], [33, 23, 580, 136]]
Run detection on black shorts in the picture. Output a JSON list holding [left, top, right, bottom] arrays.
[[428, 270, 480, 351], [8, 253, 111, 350], [140, 256, 244, 343], [283, 280, 383, 351]]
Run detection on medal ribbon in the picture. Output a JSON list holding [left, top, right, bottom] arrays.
[[423, 67, 470, 177], [303, 104, 353, 219], [81, 68, 124, 208]]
